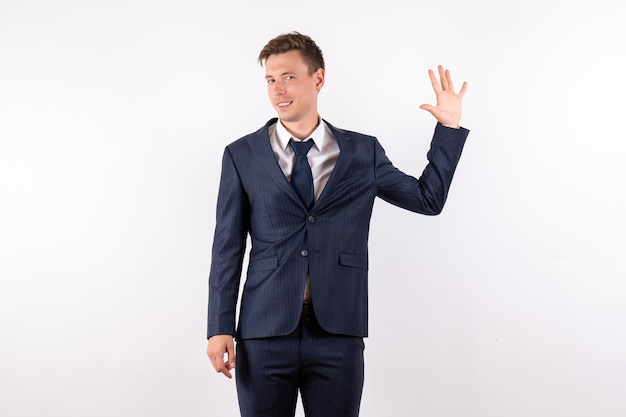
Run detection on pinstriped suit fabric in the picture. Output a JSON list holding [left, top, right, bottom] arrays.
[[236, 318, 364, 417], [207, 118, 469, 341], [208, 118, 468, 416]]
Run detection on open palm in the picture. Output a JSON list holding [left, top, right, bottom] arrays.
[[419, 65, 467, 128]]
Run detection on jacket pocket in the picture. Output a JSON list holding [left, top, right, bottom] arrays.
[[248, 256, 279, 272], [339, 252, 368, 270]]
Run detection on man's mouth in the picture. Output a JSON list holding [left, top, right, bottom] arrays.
[[277, 101, 293, 108]]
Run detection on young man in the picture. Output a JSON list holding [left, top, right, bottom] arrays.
[[207, 32, 469, 417]]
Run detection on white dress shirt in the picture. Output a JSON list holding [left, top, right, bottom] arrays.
[[269, 117, 340, 302], [269, 117, 340, 202]]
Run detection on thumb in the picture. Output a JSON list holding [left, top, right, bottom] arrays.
[[226, 340, 236, 369], [419, 103, 434, 113]]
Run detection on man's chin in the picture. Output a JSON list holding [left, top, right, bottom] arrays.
[[277, 113, 297, 123]]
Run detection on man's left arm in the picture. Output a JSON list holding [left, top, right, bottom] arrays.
[[374, 123, 468, 214], [375, 65, 469, 214]]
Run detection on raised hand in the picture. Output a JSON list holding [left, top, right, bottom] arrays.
[[419, 65, 467, 128]]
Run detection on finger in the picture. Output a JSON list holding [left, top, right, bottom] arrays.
[[212, 357, 233, 379], [438, 65, 449, 91], [427, 69, 441, 92], [219, 368, 233, 379], [419, 103, 436, 115], [458, 81, 468, 98], [445, 69, 454, 93], [221, 362, 233, 379], [226, 340, 236, 370]]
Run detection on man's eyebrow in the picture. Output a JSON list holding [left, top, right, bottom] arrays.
[[265, 72, 293, 79]]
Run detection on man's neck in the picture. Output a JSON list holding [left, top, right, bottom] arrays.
[[281, 115, 320, 140]]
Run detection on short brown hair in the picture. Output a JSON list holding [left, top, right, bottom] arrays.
[[258, 31, 325, 75]]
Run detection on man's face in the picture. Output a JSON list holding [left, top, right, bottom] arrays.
[[264, 50, 324, 125]]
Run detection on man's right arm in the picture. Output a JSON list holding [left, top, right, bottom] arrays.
[[206, 147, 250, 377]]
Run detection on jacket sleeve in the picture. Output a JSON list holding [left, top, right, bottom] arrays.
[[375, 122, 469, 214], [207, 147, 250, 338]]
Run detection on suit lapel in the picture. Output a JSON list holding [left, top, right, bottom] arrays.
[[313, 120, 354, 212], [245, 118, 356, 212], [246, 119, 304, 207]]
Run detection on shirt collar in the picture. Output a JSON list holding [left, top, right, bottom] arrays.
[[275, 117, 327, 151]]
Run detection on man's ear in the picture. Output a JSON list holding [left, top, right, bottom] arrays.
[[315, 68, 325, 91]]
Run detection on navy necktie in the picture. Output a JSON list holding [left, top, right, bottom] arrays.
[[289, 139, 314, 209]]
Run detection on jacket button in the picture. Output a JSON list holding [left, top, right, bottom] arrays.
[[301, 250, 309, 257], [307, 216, 315, 223]]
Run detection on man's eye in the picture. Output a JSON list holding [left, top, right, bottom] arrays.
[[285, 76, 295, 80], [267, 79, 275, 84]]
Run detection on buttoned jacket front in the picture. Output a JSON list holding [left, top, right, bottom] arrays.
[[207, 118, 469, 339]]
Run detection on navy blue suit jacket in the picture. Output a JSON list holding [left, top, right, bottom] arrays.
[[207, 118, 469, 340]]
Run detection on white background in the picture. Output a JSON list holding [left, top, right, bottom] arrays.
[[1, 1, 625, 416]]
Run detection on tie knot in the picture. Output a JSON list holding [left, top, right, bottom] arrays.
[[290, 139, 314, 156]]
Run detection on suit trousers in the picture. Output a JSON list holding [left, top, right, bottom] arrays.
[[235, 310, 365, 417]]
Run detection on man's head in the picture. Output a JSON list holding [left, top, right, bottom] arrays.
[[258, 31, 325, 75], [259, 32, 326, 135]]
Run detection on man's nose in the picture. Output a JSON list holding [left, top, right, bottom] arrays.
[[272, 80, 285, 95]]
